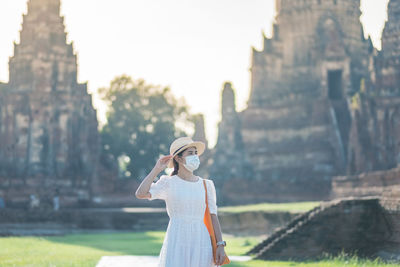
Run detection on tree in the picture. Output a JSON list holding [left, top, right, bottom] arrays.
[[99, 75, 191, 180]]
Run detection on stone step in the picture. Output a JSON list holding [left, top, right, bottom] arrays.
[[246, 205, 321, 255], [247, 197, 383, 261], [247, 199, 347, 258]]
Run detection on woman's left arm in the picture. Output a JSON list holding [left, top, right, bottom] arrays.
[[211, 214, 227, 265]]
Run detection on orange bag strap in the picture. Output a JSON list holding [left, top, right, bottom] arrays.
[[203, 179, 231, 265], [203, 179, 213, 236], [203, 179, 208, 206]]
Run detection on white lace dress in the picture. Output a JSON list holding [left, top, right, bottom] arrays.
[[148, 174, 218, 267]]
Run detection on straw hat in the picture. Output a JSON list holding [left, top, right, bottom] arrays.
[[168, 137, 205, 168]]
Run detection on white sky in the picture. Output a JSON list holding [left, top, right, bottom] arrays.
[[0, 0, 390, 148]]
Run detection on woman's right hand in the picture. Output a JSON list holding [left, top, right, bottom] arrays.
[[154, 155, 174, 172]]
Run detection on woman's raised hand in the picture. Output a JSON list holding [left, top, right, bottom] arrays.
[[155, 155, 174, 171]]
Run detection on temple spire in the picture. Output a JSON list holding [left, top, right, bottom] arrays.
[[221, 82, 236, 118], [27, 0, 61, 11], [9, 0, 77, 92], [21, 0, 65, 47], [382, 0, 400, 58]]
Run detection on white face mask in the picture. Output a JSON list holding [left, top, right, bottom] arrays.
[[183, 155, 200, 172]]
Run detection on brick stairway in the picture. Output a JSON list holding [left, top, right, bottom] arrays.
[[246, 205, 322, 255], [246, 197, 387, 261]]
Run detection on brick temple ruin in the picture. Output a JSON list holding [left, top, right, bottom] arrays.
[[241, 0, 400, 261], [1, 0, 400, 210], [0, 0, 399, 259], [208, 0, 400, 203], [0, 0, 117, 208]]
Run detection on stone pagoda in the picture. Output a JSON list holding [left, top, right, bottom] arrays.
[[346, 0, 400, 174], [0, 0, 116, 208], [211, 0, 400, 202]]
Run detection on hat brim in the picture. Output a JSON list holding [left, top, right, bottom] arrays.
[[167, 141, 205, 168]]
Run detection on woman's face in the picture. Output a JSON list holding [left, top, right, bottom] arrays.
[[176, 146, 198, 165]]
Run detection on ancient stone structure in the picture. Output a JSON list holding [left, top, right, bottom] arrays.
[[248, 197, 400, 261], [248, 167, 400, 260], [332, 166, 400, 199], [212, 1, 400, 260], [347, 0, 400, 174], [208, 82, 254, 203], [211, 0, 400, 202], [246, 0, 400, 251], [0, 0, 117, 208], [191, 113, 211, 178], [192, 114, 208, 150], [346, 96, 400, 174], [376, 0, 400, 94]]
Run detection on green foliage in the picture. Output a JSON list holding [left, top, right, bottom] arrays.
[[98, 75, 191, 179], [351, 92, 361, 111]]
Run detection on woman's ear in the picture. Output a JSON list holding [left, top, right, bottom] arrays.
[[177, 155, 186, 165]]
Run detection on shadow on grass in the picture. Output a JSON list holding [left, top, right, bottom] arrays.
[[42, 231, 165, 256], [41, 231, 263, 257]]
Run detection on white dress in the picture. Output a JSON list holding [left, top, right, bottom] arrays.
[[148, 174, 218, 267]]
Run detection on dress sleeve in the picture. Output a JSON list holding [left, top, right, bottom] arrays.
[[206, 179, 218, 215], [148, 175, 169, 201]]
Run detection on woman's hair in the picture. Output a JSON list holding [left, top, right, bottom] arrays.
[[171, 148, 187, 176]]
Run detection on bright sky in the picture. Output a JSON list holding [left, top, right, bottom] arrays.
[[0, 0, 390, 148]]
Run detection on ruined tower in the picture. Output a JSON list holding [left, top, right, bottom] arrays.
[[191, 113, 210, 178], [249, 0, 368, 105], [346, 0, 400, 174], [209, 82, 254, 203], [230, 0, 372, 201], [378, 0, 400, 93], [0, 0, 105, 207]]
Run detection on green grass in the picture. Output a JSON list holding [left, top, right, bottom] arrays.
[[229, 251, 399, 267], [0, 232, 161, 267], [0, 232, 397, 267], [0, 235, 107, 267], [229, 257, 398, 267], [219, 201, 321, 213]]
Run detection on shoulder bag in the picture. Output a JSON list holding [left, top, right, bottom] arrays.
[[203, 179, 230, 265]]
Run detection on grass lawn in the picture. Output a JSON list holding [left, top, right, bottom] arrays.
[[219, 201, 322, 213], [0, 231, 397, 267]]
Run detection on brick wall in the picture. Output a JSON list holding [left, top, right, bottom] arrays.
[[331, 167, 400, 199]]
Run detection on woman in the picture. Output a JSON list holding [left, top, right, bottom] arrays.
[[135, 136, 227, 267]]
